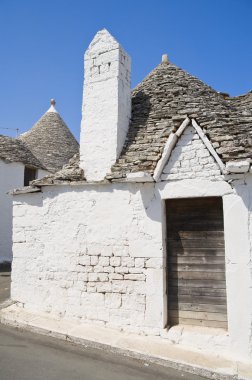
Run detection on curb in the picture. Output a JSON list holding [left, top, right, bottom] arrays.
[[0, 308, 241, 380]]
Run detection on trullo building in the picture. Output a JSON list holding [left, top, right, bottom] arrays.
[[0, 100, 79, 263], [4, 30, 252, 372]]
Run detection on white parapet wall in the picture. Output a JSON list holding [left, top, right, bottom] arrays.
[[80, 29, 131, 181]]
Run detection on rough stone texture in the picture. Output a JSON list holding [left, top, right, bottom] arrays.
[[106, 62, 252, 181], [161, 125, 223, 181], [19, 110, 79, 173], [226, 160, 250, 173], [31, 154, 85, 186], [0, 135, 44, 169], [9, 31, 252, 365], [11, 174, 252, 361], [29, 61, 252, 186], [11, 183, 164, 335], [80, 29, 131, 181], [0, 159, 49, 263]]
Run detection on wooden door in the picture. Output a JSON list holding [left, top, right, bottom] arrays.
[[166, 197, 227, 329]]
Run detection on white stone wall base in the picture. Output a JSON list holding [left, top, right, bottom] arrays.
[[0, 303, 251, 380]]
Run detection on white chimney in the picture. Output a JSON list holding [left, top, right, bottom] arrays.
[[80, 29, 131, 181]]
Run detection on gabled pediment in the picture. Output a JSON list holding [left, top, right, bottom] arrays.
[[153, 118, 225, 182]]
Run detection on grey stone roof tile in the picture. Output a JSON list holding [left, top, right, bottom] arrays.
[[26, 61, 252, 186], [0, 134, 45, 168], [18, 104, 79, 173], [31, 153, 85, 185]]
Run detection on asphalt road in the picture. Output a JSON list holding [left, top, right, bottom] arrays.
[[0, 268, 204, 380], [0, 324, 205, 380]]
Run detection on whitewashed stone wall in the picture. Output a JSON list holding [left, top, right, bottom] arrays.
[[37, 169, 50, 178], [161, 125, 222, 181], [10, 128, 252, 361], [0, 159, 24, 263], [80, 29, 131, 181], [11, 176, 252, 360], [12, 183, 164, 335], [222, 176, 252, 361], [0, 161, 49, 263]]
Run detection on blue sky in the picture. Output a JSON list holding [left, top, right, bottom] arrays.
[[0, 0, 251, 140]]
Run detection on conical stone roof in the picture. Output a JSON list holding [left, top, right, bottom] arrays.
[[0, 134, 45, 168], [23, 59, 252, 187], [18, 100, 79, 173], [106, 60, 252, 180]]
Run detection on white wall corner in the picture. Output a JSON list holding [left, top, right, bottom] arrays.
[[191, 119, 225, 173], [80, 29, 131, 182], [226, 160, 250, 173], [126, 172, 154, 182]]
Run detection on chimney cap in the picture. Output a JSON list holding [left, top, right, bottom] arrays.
[[162, 54, 168, 63]]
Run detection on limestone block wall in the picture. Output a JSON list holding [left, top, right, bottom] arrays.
[[80, 30, 131, 181], [0, 161, 49, 264], [161, 125, 222, 181], [0, 159, 24, 263], [11, 183, 165, 334]]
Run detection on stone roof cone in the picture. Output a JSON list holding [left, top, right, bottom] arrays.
[[19, 100, 79, 173]]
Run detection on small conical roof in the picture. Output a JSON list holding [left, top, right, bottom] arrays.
[[19, 100, 79, 173], [0, 134, 45, 168]]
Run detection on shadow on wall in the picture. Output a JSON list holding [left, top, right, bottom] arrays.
[[120, 90, 152, 155]]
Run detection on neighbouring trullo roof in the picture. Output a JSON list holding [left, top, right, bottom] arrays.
[[18, 100, 79, 173], [1, 100, 79, 173], [31, 60, 252, 186], [0, 134, 45, 168]]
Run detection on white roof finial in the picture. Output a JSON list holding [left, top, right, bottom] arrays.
[[47, 99, 58, 113], [162, 54, 168, 63]]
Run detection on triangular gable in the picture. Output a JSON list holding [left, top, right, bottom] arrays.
[[153, 118, 225, 182]]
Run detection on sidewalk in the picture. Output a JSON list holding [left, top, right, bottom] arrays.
[[0, 303, 251, 380]]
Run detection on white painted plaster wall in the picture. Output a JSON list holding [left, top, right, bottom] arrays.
[[37, 169, 50, 179], [222, 176, 252, 361], [80, 29, 131, 181], [156, 176, 252, 362], [11, 183, 165, 335], [11, 175, 252, 361], [161, 125, 222, 181], [0, 161, 49, 264], [10, 125, 252, 362], [0, 159, 24, 263]]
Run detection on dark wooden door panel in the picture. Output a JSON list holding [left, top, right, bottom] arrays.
[[166, 197, 227, 329]]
